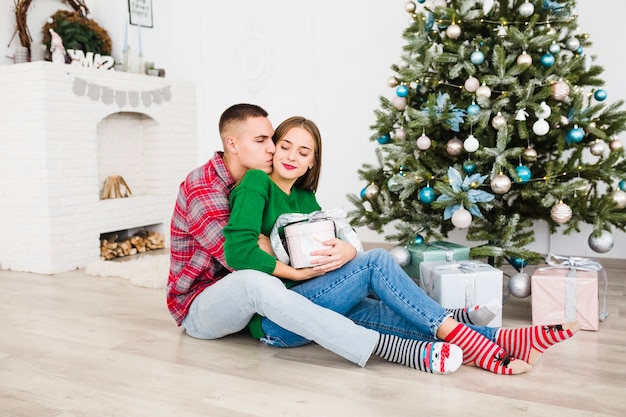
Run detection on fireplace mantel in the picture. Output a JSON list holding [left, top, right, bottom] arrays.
[[0, 62, 197, 274]]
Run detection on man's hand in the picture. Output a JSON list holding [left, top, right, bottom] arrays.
[[258, 234, 275, 256], [309, 238, 356, 273]]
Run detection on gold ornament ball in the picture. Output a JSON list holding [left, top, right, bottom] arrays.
[[491, 173, 512, 194], [491, 113, 507, 130], [365, 183, 380, 200], [610, 138, 623, 151], [523, 147, 538, 162], [551, 80, 570, 101], [612, 189, 626, 209], [550, 201, 573, 225], [387, 76, 399, 88], [590, 140, 606, 156], [446, 137, 463, 156], [516, 52, 532, 67]]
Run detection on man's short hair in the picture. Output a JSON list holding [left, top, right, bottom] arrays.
[[219, 103, 268, 136]]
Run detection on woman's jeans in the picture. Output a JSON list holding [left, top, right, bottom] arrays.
[[260, 248, 498, 347]]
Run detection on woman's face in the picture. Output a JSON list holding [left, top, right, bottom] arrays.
[[272, 126, 316, 182]]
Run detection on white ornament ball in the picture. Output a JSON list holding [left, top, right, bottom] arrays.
[[610, 138, 624, 152], [551, 80, 570, 101], [550, 201, 573, 224], [536, 101, 552, 119], [392, 96, 407, 110], [390, 245, 411, 267], [416, 134, 432, 150], [516, 52, 532, 67], [491, 174, 512, 194], [464, 76, 480, 92], [463, 134, 479, 152], [476, 84, 492, 98], [533, 119, 550, 136], [566, 37, 581, 51], [446, 23, 462, 39], [491, 112, 507, 130], [404, 1, 417, 13], [518, 1, 535, 17], [451, 207, 472, 229], [395, 128, 407, 140], [588, 230, 615, 253], [446, 137, 463, 156], [612, 189, 626, 209], [508, 273, 531, 298], [365, 183, 380, 200], [590, 140, 606, 156]]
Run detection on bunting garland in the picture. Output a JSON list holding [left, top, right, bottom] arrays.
[[71, 76, 172, 107]]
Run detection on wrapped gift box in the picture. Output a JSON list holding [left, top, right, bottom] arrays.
[[531, 265, 599, 331], [284, 220, 336, 268], [403, 241, 470, 279], [419, 260, 502, 327]]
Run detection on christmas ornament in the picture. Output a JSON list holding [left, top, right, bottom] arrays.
[[464, 76, 479, 92], [590, 140, 606, 156], [404, 1, 417, 13], [523, 147, 538, 162], [515, 108, 528, 121], [609, 138, 623, 151], [377, 134, 391, 144], [475, 84, 491, 98], [367, 222, 376, 230], [394, 128, 407, 140], [620, 180, 626, 191], [451, 206, 472, 228], [446, 23, 461, 39], [548, 42, 561, 55], [551, 80, 570, 101], [360, 187, 367, 199], [566, 37, 580, 51], [416, 134, 432, 150], [417, 0, 426, 3], [365, 183, 380, 199], [414, 234, 425, 245], [518, 1, 535, 17], [612, 189, 626, 209], [566, 125, 585, 143], [390, 245, 411, 267], [540, 53, 555, 68], [396, 85, 409, 97], [419, 186, 436, 203], [463, 134, 479, 152], [515, 165, 531, 183], [594, 89, 607, 101], [462, 160, 477, 174], [516, 51, 532, 67], [491, 112, 507, 129], [391, 96, 407, 110], [509, 257, 528, 269], [387, 76, 399, 88], [536, 101, 551, 119], [387, 174, 403, 192], [467, 102, 481, 115], [508, 272, 531, 298], [446, 137, 463, 156], [588, 230, 614, 253], [550, 201, 572, 224], [491, 173, 511, 194], [470, 50, 485, 65], [533, 119, 550, 136]]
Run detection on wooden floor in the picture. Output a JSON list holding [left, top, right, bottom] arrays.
[[1, 255, 625, 417]]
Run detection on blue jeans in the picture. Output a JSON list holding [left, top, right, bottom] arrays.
[[260, 248, 498, 347]]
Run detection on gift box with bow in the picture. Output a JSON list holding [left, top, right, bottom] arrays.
[[403, 241, 470, 280]]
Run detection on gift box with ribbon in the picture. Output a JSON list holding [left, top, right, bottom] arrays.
[[531, 254, 609, 331], [419, 260, 503, 327], [403, 241, 470, 279]]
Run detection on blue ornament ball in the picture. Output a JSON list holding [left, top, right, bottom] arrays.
[[594, 89, 607, 101], [619, 179, 626, 191], [470, 50, 485, 65], [377, 134, 391, 144], [509, 257, 528, 269], [396, 85, 409, 97], [414, 234, 425, 245], [566, 127, 585, 143], [540, 53, 555, 67], [576, 47, 583, 55], [417, 0, 426, 3], [515, 165, 532, 183], [462, 160, 477, 174], [467, 103, 481, 115], [360, 187, 367, 199], [418, 186, 436, 204]]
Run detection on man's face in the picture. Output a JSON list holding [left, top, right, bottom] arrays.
[[235, 117, 276, 174]]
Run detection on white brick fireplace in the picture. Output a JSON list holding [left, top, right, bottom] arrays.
[[0, 62, 197, 274]]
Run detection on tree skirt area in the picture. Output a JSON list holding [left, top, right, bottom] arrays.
[[85, 253, 169, 289]]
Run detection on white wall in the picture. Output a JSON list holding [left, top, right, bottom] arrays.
[[1, 0, 624, 259]]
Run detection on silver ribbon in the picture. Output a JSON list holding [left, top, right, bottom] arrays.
[[270, 209, 363, 266], [427, 242, 456, 262], [540, 253, 609, 322]]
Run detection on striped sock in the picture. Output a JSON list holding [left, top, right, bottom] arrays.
[[374, 333, 462, 374], [496, 321, 580, 365], [444, 323, 531, 375], [446, 299, 500, 325]]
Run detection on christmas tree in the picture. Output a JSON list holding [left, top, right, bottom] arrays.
[[348, 0, 626, 266]]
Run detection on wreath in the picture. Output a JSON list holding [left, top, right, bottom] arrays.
[[42, 10, 112, 57]]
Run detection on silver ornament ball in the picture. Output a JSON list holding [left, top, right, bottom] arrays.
[[508, 273, 531, 298], [491, 173, 512, 194], [390, 246, 411, 267], [610, 138, 623, 152], [612, 189, 626, 209], [365, 184, 380, 200], [491, 113, 507, 130], [446, 137, 464, 156], [523, 147, 538, 162], [518, 1, 535, 17], [588, 230, 614, 253], [566, 37, 581, 51], [404, 1, 417, 13], [590, 140, 606, 156], [516, 52, 532, 67]]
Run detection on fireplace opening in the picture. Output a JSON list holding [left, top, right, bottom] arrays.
[[100, 224, 165, 260]]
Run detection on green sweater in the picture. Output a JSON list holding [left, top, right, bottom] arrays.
[[224, 169, 321, 338]]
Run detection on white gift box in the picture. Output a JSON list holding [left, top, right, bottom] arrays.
[[419, 260, 503, 327], [284, 220, 336, 268]]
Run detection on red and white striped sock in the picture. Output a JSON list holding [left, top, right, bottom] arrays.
[[444, 323, 531, 375], [496, 321, 580, 365]]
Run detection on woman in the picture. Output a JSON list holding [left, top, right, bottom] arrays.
[[224, 116, 579, 375]]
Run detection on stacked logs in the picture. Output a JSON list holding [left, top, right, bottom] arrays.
[[100, 230, 164, 260]]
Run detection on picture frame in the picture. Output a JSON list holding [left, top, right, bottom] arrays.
[[128, 0, 153, 28]]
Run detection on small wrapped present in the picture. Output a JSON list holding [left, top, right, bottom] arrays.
[[403, 241, 470, 279], [284, 220, 336, 268], [531, 254, 609, 331], [419, 260, 503, 327]]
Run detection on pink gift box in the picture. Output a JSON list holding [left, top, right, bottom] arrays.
[[531, 265, 599, 331]]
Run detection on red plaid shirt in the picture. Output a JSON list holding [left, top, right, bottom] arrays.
[[167, 152, 235, 325]]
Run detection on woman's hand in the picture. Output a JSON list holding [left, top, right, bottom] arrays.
[[309, 238, 356, 273]]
